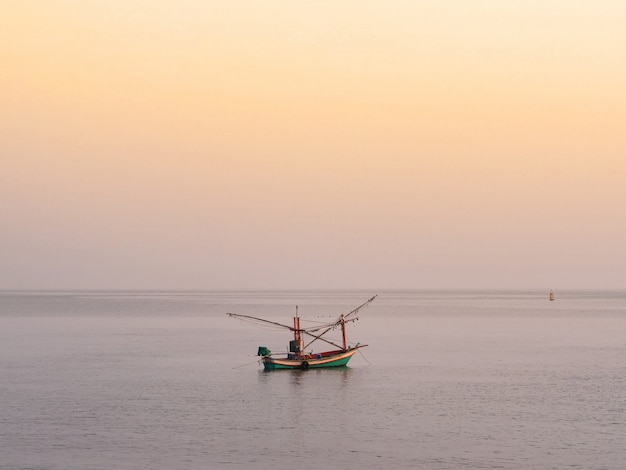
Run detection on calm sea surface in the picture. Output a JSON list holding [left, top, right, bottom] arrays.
[[1, 290, 625, 469]]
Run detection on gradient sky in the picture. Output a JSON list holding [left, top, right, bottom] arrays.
[[2, 1, 625, 290]]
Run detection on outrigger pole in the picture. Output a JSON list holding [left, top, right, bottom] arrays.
[[226, 313, 297, 331], [227, 294, 377, 354], [302, 295, 377, 350], [228, 295, 376, 370], [226, 312, 345, 350]]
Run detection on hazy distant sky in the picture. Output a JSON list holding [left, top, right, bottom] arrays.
[[2, 1, 625, 290]]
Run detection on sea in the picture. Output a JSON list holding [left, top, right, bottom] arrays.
[[1, 290, 625, 470]]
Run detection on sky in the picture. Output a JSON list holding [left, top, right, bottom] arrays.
[[1, 1, 625, 290]]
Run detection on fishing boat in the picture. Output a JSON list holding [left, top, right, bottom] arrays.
[[549, 290, 555, 301], [227, 295, 376, 370]]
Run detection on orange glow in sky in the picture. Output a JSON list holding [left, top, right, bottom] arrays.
[[2, 1, 625, 289]]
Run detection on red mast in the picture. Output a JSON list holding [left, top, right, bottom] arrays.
[[293, 305, 303, 357]]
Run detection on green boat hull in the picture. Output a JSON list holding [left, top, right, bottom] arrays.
[[262, 347, 361, 371]]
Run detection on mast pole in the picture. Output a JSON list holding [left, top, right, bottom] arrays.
[[341, 314, 347, 350], [294, 305, 303, 358], [293, 305, 298, 343]]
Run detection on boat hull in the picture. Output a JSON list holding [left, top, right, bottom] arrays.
[[262, 347, 362, 371]]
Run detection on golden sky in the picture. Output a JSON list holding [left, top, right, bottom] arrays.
[[2, 1, 625, 289]]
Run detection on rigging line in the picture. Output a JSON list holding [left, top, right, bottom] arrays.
[[304, 316, 358, 333], [226, 313, 293, 331], [302, 321, 339, 349], [343, 294, 378, 320], [302, 317, 349, 347], [232, 358, 262, 369], [304, 334, 343, 349], [300, 294, 375, 336], [302, 328, 344, 351], [357, 348, 372, 366], [298, 295, 375, 334], [234, 321, 285, 331], [299, 318, 334, 325], [229, 316, 285, 328]]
